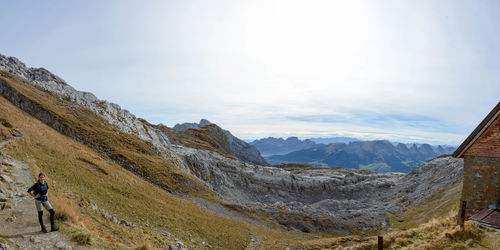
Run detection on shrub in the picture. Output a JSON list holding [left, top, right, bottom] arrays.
[[72, 232, 92, 245], [135, 242, 153, 250]]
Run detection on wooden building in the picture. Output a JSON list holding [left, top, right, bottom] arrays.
[[453, 101, 500, 222]]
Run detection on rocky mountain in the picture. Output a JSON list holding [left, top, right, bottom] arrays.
[[308, 136, 360, 144], [268, 140, 456, 173], [249, 136, 320, 156], [250, 136, 361, 156], [0, 53, 466, 248], [173, 119, 267, 165]]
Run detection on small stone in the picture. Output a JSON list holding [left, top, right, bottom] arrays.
[[0, 175, 12, 183], [119, 219, 132, 226], [89, 201, 98, 210], [55, 241, 66, 249], [111, 216, 118, 223], [161, 231, 171, 237], [0, 243, 14, 250], [30, 236, 41, 243]]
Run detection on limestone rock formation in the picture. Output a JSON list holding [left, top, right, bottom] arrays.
[[174, 119, 268, 165], [0, 54, 172, 156]]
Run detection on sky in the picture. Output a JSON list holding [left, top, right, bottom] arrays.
[[1, 0, 499, 145]]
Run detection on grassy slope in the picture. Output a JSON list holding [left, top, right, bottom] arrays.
[[0, 74, 322, 248]]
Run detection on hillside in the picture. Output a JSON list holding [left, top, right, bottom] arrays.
[[268, 140, 456, 173], [1, 54, 496, 249]]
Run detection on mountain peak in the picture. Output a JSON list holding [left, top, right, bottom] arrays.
[[199, 119, 212, 126], [0, 54, 66, 85]]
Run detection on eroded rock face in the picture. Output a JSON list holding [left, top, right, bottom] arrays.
[[173, 141, 463, 232], [0, 54, 464, 233], [174, 119, 268, 165]]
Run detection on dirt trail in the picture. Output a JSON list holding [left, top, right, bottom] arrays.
[[0, 135, 82, 250]]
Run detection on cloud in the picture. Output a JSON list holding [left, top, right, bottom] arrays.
[[1, 0, 499, 145]]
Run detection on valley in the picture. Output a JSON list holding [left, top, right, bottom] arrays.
[[0, 54, 497, 249]]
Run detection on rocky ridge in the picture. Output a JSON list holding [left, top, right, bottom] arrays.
[[250, 136, 322, 156], [173, 119, 267, 165], [0, 54, 464, 233], [0, 54, 172, 156]]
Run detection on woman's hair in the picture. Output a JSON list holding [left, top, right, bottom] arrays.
[[38, 172, 45, 177]]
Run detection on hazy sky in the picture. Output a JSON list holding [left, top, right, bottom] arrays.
[[1, 0, 499, 145]]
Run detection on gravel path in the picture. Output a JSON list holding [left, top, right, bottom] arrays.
[[0, 135, 82, 250]]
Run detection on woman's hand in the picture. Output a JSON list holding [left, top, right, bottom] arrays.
[[34, 194, 40, 199]]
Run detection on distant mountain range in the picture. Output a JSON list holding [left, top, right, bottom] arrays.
[[265, 140, 455, 173], [250, 136, 359, 156]]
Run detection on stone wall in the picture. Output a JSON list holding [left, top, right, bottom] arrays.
[[461, 155, 500, 217]]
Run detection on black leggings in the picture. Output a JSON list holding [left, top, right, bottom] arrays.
[[38, 209, 55, 227]]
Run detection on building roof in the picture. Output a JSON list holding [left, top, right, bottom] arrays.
[[469, 208, 500, 229], [453, 102, 500, 158]]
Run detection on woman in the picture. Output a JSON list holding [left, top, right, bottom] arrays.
[[27, 172, 59, 233]]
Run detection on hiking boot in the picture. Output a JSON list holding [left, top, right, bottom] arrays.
[[51, 225, 59, 232], [41, 226, 48, 233]]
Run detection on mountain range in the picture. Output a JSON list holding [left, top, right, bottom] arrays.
[[266, 140, 456, 172]]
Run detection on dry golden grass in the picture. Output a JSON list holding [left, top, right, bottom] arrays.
[[51, 197, 81, 224], [304, 210, 499, 249]]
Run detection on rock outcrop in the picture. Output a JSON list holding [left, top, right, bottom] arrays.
[[174, 119, 268, 165], [173, 141, 463, 232]]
